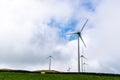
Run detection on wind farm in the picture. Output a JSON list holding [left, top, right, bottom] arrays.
[[1, 0, 120, 79], [0, 18, 120, 80]]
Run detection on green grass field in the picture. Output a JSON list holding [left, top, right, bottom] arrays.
[[0, 72, 120, 80]]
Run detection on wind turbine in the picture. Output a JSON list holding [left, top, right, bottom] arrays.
[[81, 55, 87, 72], [47, 56, 54, 70], [83, 62, 88, 72], [80, 48, 87, 72], [67, 19, 88, 72], [67, 67, 71, 72]]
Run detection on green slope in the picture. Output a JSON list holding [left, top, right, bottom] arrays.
[[0, 72, 120, 80]]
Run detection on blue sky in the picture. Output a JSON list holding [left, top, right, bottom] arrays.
[[47, 18, 78, 40], [81, 0, 96, 12], [46, 0, 96, 41]]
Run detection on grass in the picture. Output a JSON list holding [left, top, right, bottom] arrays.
[[0, 72, 120, 80]]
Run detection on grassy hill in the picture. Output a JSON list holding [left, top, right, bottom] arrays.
[[0, 69, 120, 80]]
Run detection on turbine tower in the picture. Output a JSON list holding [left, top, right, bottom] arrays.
[[47, 56, 53, 70], [67, 19, 88, 72]]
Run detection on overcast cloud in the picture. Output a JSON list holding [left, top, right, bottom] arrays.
[[0, 0, 120, 73], [86, 0, 120, 73]]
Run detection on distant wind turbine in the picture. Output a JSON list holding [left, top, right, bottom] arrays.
[[67, 19, 88, 72], [81, 55, 87, 72], [83, 62, 88, 72], [67, 67, 71, 72], [47, 56, 54, 70]]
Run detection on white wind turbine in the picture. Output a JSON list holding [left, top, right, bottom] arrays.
[[83, 62, 88, 72], [67, 67, 71, 72], [47, 56, 54, 70], [67, 19, 88, 72], [81, 55, 87, 72]]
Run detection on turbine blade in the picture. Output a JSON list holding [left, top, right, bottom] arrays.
[[66, 32, 78, 35], [83, 62, 88, 65], [46, 56, 49, 59], [80, 19, 88, 33], [49, 56, 54, 60], [51, 56, 54, 60], [47, 56, 53, 59], [80, 35, 86, 47], [83, 56, 88, 60], [81, 55, 87, 60]]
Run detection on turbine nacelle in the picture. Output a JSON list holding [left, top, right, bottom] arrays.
[[76, 32, 81, 35], [81, 55, 87, 60]]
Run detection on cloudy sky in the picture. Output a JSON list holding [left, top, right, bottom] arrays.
[[0, 0, 120, 73]]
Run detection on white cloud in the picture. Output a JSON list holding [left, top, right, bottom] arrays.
[[84, 0, 120, 73], [0, 0, 90, 71], [0, 0, 74, 70]]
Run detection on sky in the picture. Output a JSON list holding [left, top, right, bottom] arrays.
[[0, 0, 120, 73]]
